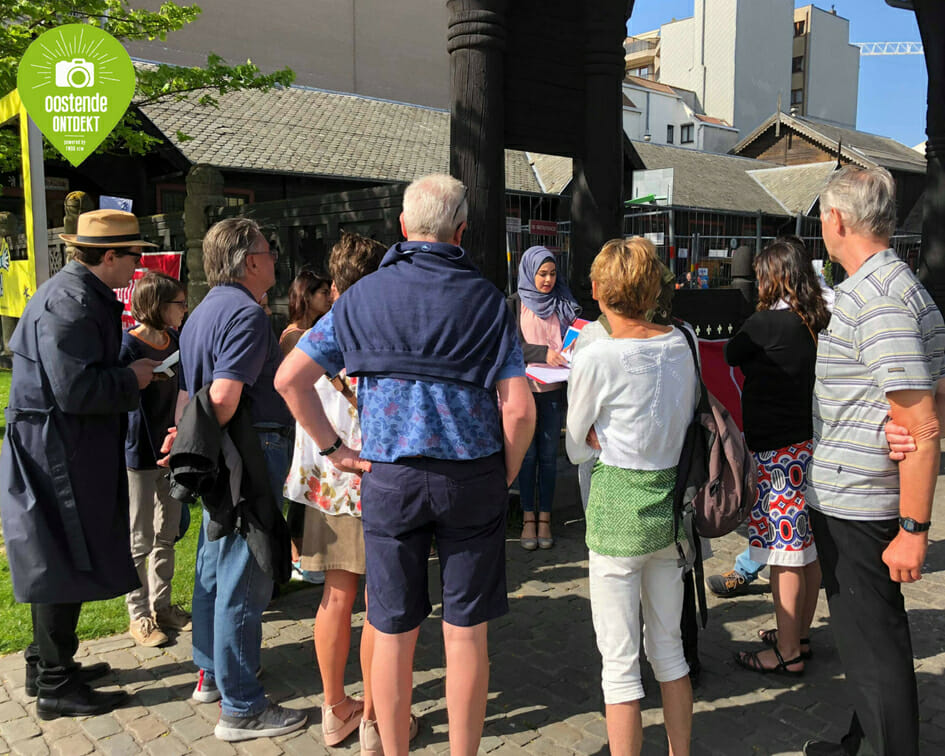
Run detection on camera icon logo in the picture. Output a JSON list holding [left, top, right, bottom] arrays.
[[55, 58, 95, 88]]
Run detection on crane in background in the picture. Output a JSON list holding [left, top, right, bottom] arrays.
[[854, 41, 923, 55]]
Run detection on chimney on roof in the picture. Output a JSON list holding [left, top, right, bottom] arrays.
[[831, 5, 837, 14]]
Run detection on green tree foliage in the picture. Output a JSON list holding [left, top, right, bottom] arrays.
[[0, 0, 295, 172]]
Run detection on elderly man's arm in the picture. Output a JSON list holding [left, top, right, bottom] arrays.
[[275, 347, 371, 474], [883, 388, 940, 583], [497, 375, 536, 486]]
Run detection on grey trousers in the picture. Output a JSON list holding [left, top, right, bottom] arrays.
[[126, 468, 182, 619]]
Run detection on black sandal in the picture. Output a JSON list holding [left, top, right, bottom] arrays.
[[734, 647, 805, 677], [758, 628, 813, 660]]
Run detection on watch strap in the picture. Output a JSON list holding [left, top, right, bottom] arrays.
[[899, 517, 931, 533], [318, 435, 343, 457]]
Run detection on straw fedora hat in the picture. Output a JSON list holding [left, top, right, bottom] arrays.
[[59, 209, 157, 248]]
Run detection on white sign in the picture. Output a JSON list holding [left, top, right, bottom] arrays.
[[505, 216, 521, 233], [708, 248, 729, 258], [677, 247, 689, 259], [645, 232, 665, 246]]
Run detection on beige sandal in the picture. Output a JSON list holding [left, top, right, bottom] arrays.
[[538, 514, 554, 549], [520, 513, 538, 551], [322, 696, 363, 746], [359, 714, 419, 755]]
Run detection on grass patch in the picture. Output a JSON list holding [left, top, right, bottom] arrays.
[[0, 367, 314, 655], [0, 502, 204, 655]]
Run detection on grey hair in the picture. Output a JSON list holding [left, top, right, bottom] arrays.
[[820, 165, 897, 240], [202, 218, 262, 286], [402, 174, 467, 241]]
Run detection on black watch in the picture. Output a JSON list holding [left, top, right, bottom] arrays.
[[318, 435, 343, 457], [899, 517, 931, 534]]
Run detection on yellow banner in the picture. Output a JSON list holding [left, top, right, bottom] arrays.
[[0, 89, 39, 318]]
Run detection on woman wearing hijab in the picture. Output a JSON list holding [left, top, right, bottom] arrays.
[[507, 245, 581, 550]]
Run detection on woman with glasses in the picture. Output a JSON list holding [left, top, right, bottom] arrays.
[[507, 245, 581, 549], [119, 272, 192, 648]]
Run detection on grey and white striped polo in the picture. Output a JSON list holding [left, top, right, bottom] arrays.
[[808, 249, 945, 520]]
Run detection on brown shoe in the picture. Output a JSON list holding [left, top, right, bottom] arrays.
[[129, 615, 168, 648], [154, 604, 192, 632], [706, 569, 749, 598]]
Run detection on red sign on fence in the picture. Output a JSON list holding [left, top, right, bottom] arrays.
[[115, 251, 183, 328], [528, 219, 559, 236]]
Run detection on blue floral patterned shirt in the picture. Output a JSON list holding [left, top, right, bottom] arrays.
[[298, 310, 525, 462]]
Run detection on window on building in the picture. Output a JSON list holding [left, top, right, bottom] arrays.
[[794, 20, 806, 37], [631, 66, 650, 79], [792, 56, 804, 73], [667, 125, 674, 144], [680, 123, 693, 144], [791, 88, 804, 105]]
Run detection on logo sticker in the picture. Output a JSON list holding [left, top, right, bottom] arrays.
[[17, 24, 135, 167]]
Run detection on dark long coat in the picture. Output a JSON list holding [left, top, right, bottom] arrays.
[[0, 261, 140, 603]]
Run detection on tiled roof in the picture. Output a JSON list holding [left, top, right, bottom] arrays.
[[624, 75, 679, 96], [138, 85, 546, 193], [527, 152, 573, 195], [748, 162, 836, 215], [694, 114, 731, 128], [733, 112, 927, 174], [630, 141, 786, 214]]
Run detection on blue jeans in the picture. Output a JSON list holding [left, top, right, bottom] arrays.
[[733, 547, 764, 582], [519, 390, 563, 515], [191, 430, 289, 718]]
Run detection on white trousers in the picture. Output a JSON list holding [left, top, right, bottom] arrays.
[[589, 545, 689, 704]]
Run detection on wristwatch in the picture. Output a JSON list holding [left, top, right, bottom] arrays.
[[899, 517, 931, 533]]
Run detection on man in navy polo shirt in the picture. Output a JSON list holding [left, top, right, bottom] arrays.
[[276, 174, 536, 755], [176, 218, 306, 742]]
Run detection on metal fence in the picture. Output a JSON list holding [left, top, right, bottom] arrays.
[[623, 204, 922, 287]]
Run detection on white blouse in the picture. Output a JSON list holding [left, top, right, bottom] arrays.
[[566, 327, 699, 470]]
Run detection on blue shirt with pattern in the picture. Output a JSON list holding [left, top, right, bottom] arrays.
[[298, 309, 525, 462]]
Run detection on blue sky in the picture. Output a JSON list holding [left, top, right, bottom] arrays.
[[627, 1, 927, 148]]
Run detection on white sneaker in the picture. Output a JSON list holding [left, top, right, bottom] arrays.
[[192, 669, 221, 703]]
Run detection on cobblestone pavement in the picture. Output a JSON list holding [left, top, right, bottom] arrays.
[[2, 480, 944, 756]]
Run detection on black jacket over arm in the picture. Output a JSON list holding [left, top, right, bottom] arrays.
[[168, 385, 290, 583]]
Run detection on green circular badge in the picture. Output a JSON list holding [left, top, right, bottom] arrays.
[[17, 24, 135, 167]]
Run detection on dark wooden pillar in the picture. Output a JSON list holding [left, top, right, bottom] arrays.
[[912, 0, 945, 312], [447, 0, 508, 287], [570, 4, 627, 311]]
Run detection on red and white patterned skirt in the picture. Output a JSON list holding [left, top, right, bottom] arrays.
[[747, 441, 817, 567]]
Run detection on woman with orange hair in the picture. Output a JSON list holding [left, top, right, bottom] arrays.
[[567, 237, 699, 756]]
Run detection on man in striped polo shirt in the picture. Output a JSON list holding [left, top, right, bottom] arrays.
[[802, 166, 945, 756]]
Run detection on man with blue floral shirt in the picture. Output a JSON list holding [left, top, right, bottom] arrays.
[[277, 174, 535, 755]]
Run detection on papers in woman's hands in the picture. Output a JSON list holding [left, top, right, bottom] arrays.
[[526, 365, 570, 384], [153, 350, 179, 377]]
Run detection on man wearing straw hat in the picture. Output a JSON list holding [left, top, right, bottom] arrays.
[[0, 209, 159, 720]]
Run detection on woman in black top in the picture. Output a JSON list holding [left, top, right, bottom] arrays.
[[727, 238, 830, 676]]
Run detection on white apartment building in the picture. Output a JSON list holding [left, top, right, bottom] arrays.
[[623, 75, 739, 153], [625, 0, 859, 136]]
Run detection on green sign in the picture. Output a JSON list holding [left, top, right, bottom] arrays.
[[17, 24, 135, 167]]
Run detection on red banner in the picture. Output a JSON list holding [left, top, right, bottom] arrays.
[[697, 338, 745, 431], [115, 252, 183, 328]]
